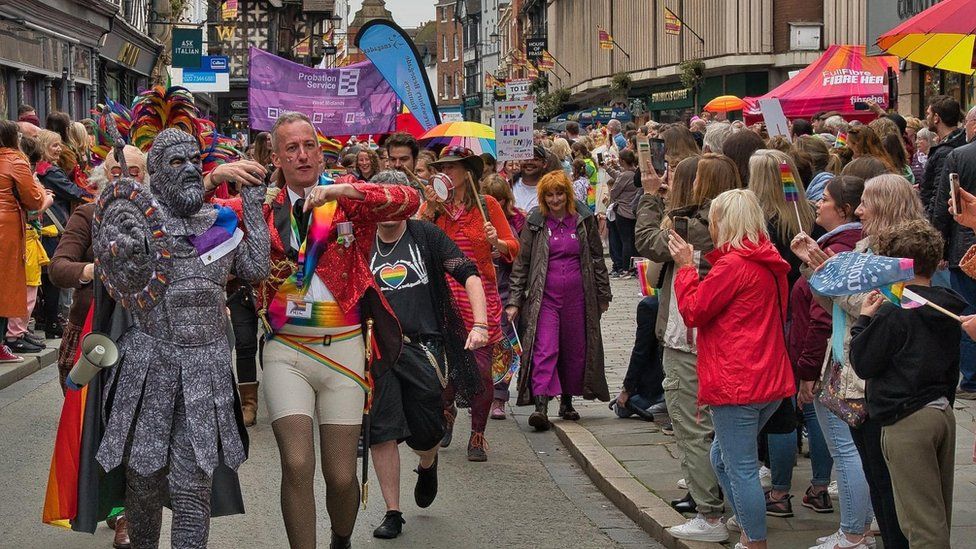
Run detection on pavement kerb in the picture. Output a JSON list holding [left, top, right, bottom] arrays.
[[0, 347, 58, 391], [554, 421, 726, 549]]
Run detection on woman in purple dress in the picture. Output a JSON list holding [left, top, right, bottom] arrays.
[[506, 171, 611, 431]]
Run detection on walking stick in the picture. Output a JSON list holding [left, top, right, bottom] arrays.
[[467, 172, 488, 223], [361, 318, 375, 508]]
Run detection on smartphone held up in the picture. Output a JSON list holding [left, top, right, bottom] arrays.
[[951, 172, 962, 216]]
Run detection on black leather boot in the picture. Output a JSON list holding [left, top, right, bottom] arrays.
[[528, 395, 551, 431]]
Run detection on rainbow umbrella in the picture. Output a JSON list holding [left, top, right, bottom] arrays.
[[877, 0, 976, 75], [420, 121, 496, 157], [703, 95, 747, 113]]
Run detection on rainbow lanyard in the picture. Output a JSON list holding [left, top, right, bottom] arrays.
[[290, 199, 338, 290]]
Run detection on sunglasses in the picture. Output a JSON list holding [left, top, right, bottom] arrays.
[[110, 166, 142, 178]]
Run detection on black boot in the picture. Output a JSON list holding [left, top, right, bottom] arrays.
[[331, 530, 353, 548], [528, 395, 551, 431], [372, 510, 404, 539], [559, 395, 580, 420]]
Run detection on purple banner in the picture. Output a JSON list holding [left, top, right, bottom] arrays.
[[247, 47, 399, 136]]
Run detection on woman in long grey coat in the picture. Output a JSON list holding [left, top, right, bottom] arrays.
[[506, 171, 611, 431]]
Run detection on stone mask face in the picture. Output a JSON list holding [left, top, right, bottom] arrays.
[[149, 129, 204, 217]]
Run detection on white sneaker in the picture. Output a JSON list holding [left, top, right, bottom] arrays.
[[668, 514, 729, 542], [726, 515, 741, 533], [760, 465, 772, 490], [811, 529, 875, 549], [677, 478, 687, 489], [869, 518, 879, 535], [735, 544, 747, 549], [828, 480, 838, 499]]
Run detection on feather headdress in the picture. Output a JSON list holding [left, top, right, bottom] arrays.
[[128, 86, 243, 172], [90, 99, 132, 165]]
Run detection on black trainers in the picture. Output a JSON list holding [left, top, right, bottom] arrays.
[[23, 332, 45, 347], [414, 456, 438, 508], [372, 510, 404, 539], [765, 492, 794, 518], [801, 486, 834, 513], [6, 337, 44, 354]]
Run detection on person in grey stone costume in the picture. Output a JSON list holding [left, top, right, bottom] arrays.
[[92, 128, 270, 548]]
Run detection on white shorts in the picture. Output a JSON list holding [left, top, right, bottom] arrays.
[[262, 324, 366, 425]]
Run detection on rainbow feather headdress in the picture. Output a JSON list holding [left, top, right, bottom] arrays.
[[128, 86, 243, 172], [90, 99, 132, 165]]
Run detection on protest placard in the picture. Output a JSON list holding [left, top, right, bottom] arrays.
[[495, 100, 535, 161], [758, 98, 791, 142]]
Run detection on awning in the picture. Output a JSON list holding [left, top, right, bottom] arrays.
[[743, 45, 898, 123]]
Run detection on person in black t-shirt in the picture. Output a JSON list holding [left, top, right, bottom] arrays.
[[367, 170, 489, 540]]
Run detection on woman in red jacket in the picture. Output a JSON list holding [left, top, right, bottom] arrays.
[[669, 188, 795, 549], [421, 147, 520, 462]]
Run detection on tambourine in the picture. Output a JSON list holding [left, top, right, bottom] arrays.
[[430, 172, 454, 202]]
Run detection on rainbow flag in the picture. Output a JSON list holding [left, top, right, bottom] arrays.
[[42, 304, 106, 528], [835, 131, 848, 148], [879, 282, 926, 309], [635, 259, 658, 297], [508, 322, 523, 356], [781, 162, 800, 202]]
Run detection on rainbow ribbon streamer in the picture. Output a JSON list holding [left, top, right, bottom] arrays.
[[635, 259, 658, 297], [835, 132, 848, 148], [879, 282, 926, 309], [781, 162, 800, 202]]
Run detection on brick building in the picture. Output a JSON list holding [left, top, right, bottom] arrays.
[[436, 0, 463, 120]]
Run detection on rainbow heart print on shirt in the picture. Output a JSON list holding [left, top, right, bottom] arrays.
[[379, 263, 408, 289]]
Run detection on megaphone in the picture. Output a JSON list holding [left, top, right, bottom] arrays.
[[66, 332, 120, 390]]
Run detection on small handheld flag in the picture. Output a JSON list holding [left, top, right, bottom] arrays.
[[879, 283, 925, 309], [879, 283, 961, 321], [634, 259, 659, 298], [835, 132, 848, 148], [781, 162, 804, 229]]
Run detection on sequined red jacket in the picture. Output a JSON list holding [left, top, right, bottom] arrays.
[[222, 181, 419, 311], [218, 181, 420, 373]]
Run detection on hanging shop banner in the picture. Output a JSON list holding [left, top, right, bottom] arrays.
[[247, 47, 399, 135], [354, 19, 441, 131], [526, 37, 547, 62], [495, 100, 535, 161], [172, 28, 203, 69]]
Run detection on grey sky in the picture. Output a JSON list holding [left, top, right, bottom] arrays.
[[347, 0, 435, 29]]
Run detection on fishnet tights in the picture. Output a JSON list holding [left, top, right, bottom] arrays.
[[272, 415, 362, 548]]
